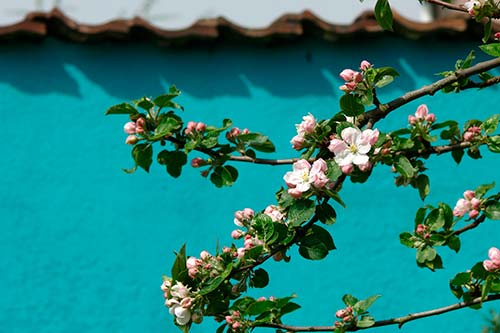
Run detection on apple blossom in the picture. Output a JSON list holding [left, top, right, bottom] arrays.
[[283, 159, 329, 197], [483, 247, 500, 272], [135, 118, 145, 133], [409, 104, 436, 126], [360, 60, 372, 71], [185, 121, 206, 136], [296, 113, 317, 135], [496, 32, 500, 40], [463, 126, 482, 142], [328, 127, 379, 169], [123, 121, 137, 134], [290, 134, 305, 150], [231, 229, 245, 239], [453, 190, 482, 218], [264, 205, 285, 222], [171, 281, 190, 299], [169, 302, 192, 325], [191, 157, 205, 168], [463, 0, 484, 16], [234, 208, 254, 226]]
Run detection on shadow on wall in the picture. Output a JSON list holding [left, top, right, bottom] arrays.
[[0, 37, 495, 100]]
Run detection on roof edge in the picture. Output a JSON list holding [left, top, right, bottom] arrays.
[[0, 8, 497, 46]]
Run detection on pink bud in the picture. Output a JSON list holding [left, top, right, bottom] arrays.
[[243, 208, 254, 219], [483, 259, 500, 272], [416, 224, 426, 234], [408, 115, 417, 125], [345, 81, 357, 91], [335, 309, 348, 318], [339, 84, 350, 92], [241, 128, 250, 135], [191, 157, 204, 168], [353, 72, 363, 83], [226, 127, 241, 139], [425, 113, 436, 123], [495, 32, 500, 40], [358, 162, 372, 172], [222, 246, 232, 253], [257, 296, 267, 301], [463, 131, 475, 142], [195, 122, 206, 132], [415, 104, 429, 119], [343, 315, 353, 322], [339, 69, 356, 81], [232, 322, 241, 329], [200, 250, 210, 260], [231, 229, 244, 239], [125, 135, 139, 145], [468, 209, 479, 219], [225, 316, 233, 324], [124, 122, 137, 134], [471, 198, 481, 209], [360, 60, 372, 71], [185, 121, 197, 135], [463, 190, 475, 201], [341, 164, 354, 175], [291, 134, 305, 150], [188, 267, 198, 278], [136, 118, 146, 133]]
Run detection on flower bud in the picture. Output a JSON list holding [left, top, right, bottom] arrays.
[[125, 135, 139, 145], [425, 113, 436, 123], [232, 322, 241, 329], [468, 209, 479, 219], [471, 198, 481, 210], [408, 115, 417, 125], [360, 60, 372, 71], [124, 122, 137, 134], [200, 250, 211, 260], [231, 229, 244, 239], [339, 69, 356, 81], [195, 122, 206, 132], [341, 164, 354, 175], [463, 131, 475, 142], [415, 104, 429, 119], [288, 188, 303, 198], [416, 224, 426, 234], [136, 118, 146, 133], [358, 161, 372, 172], [191, 157, 205, 168], [463, 190, 475, 201]]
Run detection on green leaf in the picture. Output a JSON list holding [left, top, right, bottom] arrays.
[[238, 133, 276, 153], [426, 208, 445, 231], [452, 149, 464, 164], [482, 114, 499, 135], [416, 246, 436, 263], [288, 199, 316, 227], [475, 182, 495, 198], [210, 166, 238, 187], [163, 151, 187, 178], [135, 96, 154, 111], [298, 225, 335, 260], [483, 19, 492, 44], [105, 103, 138, 115], [479, 43, 500, 57], [485, 202, 500, 220], [451, 272, 471, 286], [354, 295, 381, 313], [399, 232, 414, 248], [394, 155, 415, 178], [357, 316, 375, 328], [339, 94, 365, 117], [247, 300, 274, 316], [198, 263, 233, 296], [171, 243, 187, 282], [416, 174, 430, 201], [250, 268, 269, 288], [374, 0, 393, 31], [342, 294, 359, 307], [316, 202, 337, 225], [132, 143, 153, 172], [415, 207, 427, 226], [488, 136, 500, 153], [279, 302, 301, 316], [447, 235, 461, 253]]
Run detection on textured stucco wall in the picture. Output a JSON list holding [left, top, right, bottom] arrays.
[[0, 38, 499, 333]]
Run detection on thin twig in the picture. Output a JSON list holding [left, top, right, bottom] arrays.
[[453, 214, 486, 236], [258, 294, 500, 332], [358, 57, 500, 128], [424, 0, 468, 14]]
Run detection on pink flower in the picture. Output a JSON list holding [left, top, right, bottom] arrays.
[[358, 161, 372, 172], [234, 208, 254, 226], [195, 122, 206, 132], [291, 135, 304, 150], [360, 60, 372, 71], [408, 115, 417, 125], [495, 32, 500, 40], [186, 257, 201, 269], [339, 69, 357, 82], [283, 159, 329, 196], [468, 209, 479, 219], [425, 113, 436, 123], [416, 224, 426, 234], [483, 247, 500, 272], [453, 190, 481, 218], [296, 113, 317, 135], [341, 164, 353, 175], [264, 205, 285, 222], [226, 127, 241, 139], [124, 122, 137, 134], [328, 127, 377, 167], [464, 190, 475, 201], [453, 198, 469, 217], [464, 126, 481, 142], [415, 104, 429, 119]]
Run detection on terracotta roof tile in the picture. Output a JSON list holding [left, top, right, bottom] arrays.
[[0, 8, 498, 46]]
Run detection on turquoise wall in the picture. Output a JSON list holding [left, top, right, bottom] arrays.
[[0, 38, 499, 333]]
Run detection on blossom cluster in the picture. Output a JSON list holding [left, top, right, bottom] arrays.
[[184, 121, 206, 136], [186, 250, 225, 279], [453, 190, 482, 219], [161, 280, 199, 326], [225, 310, 244, 331], [226, 127, 250, 140], [123, 118, 146, 145], [283, 159, 329, 198], [483, 247, 500, 272], [328, 127, 379, 174], [290, 113, 317, 150], [463, 126, 482, 142], [339, 60, 371, 92], [408, 104, 436, 126], [333, 306, 354, 329]]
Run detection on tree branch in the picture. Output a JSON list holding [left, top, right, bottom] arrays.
[[424, 0, 468, 14], [258, 294, 500, 332], [358, 57, 500, 128], [453, 214, 487, 236]]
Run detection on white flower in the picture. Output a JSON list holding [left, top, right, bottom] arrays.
[[328, 127, 378, 167], [169, 302, 192, 325], [296, 113, 317, 134], [170, 281, 190, 299]]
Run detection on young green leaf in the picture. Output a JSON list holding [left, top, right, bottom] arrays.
[[374, 0, 393, 32]]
